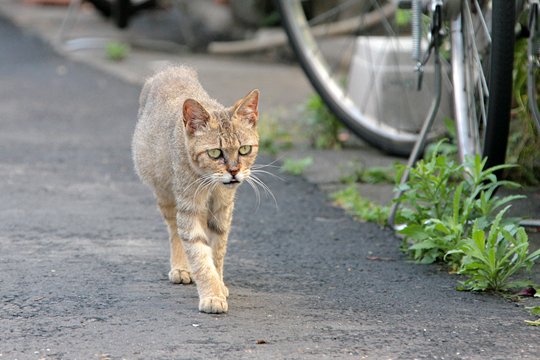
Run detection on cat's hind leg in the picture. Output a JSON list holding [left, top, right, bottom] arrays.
[[158, 201, 192, 284]]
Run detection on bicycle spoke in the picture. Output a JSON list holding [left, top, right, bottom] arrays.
[[307, 0, 363, 27], [369, 0, 397, 37], [473, 0, 491, 44], [463, 1, 490, 98], [475, 60, 488, 132]]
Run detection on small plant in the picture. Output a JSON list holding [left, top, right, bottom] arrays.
[[394, 143, 462, 229], [304, 94, 345, 149], [341, 164, 395, 185], [394, 140, 540, 291], [448, 208, 540, 292], [525, 306, 540, 326], [105, 41, 129, 61], [398, 192, 466, 267], [395, 141, 524, 267], [280, 157, 313, 176], [331, 185, 389, 225]]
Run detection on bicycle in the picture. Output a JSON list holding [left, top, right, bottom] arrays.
[[277, 0, 540, 227], [276, 0, 535, 166]]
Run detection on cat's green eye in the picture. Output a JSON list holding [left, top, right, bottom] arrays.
[[207, 148, 222, 159], [239, 145, 252, 156]]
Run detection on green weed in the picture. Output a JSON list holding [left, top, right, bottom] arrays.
[[529, 306, 540, 316], [340, 164, 395, 185], [394, 139, 540, 291], [331, 185, 389, 226], [105, 41, 129, 61], [525, 306, 540, 326], [280, 157, 313, 176], [447, 208, 540, 292], [304, 94, 345, 149], [395, 141, 529, 279]]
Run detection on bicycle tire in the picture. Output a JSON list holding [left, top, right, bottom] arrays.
[[453, 0, 514, 169], [483, 0, 514, 169], [277, 0, 424, 156]]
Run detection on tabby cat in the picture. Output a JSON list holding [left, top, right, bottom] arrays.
[[132, 66, 260, 313]]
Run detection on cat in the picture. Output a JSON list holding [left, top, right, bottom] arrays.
[[132, 65, 260, 313]]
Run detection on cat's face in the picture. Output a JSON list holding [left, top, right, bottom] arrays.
[[183, 90, 259, 187]]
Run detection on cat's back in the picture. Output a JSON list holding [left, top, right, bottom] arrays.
[[135, 66, 223, 139], [133, 66, 202, 188], [139, 66, 203, 121], [135, 66, 212, 144]]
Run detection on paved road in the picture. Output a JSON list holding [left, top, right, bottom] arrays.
[[1, 17, 539, 359]]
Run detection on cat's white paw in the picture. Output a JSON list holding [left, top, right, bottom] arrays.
[[168, 269, 192, 284], [199, 296, 228, 313]]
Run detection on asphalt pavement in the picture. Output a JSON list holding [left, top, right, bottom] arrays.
[[1, 9, 540, 360]]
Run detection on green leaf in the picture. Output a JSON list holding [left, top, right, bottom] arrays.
[[417, 252, 438, 264], [445, 249, 464, 260], [492, 195, 526, 213], [525, 319, 540, 326], [409, 240, 439, 250], [398, 224, 429, 240], [528, 306, 540, 316], [526, 247, 540, 262]]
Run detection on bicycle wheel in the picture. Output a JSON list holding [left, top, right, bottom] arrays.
[[277, 0, 452, 156], [277, 0, 514, 162], [452, 0, 514, 168]]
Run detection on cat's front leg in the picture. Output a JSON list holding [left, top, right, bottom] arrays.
[[207, 191, 236, 296], [179, 213, 228, 313], [207, 209, 233, 298]]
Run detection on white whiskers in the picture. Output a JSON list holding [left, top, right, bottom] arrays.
[[251, 158, 285, 182], [245, 168, 279, 209], [251, 158, 281, 170], [181, 161, 280, 211]]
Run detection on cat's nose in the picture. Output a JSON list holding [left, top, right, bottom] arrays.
[[228, 166, 240, 176]]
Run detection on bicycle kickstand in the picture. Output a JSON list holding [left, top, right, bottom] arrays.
[[388, 1, 444, 229]]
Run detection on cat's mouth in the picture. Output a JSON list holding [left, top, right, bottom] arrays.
[[223, 179, 240, 186]]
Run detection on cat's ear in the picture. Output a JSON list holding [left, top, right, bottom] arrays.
[[233, 89, 259, 128], [183, 99, 210, 135]]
